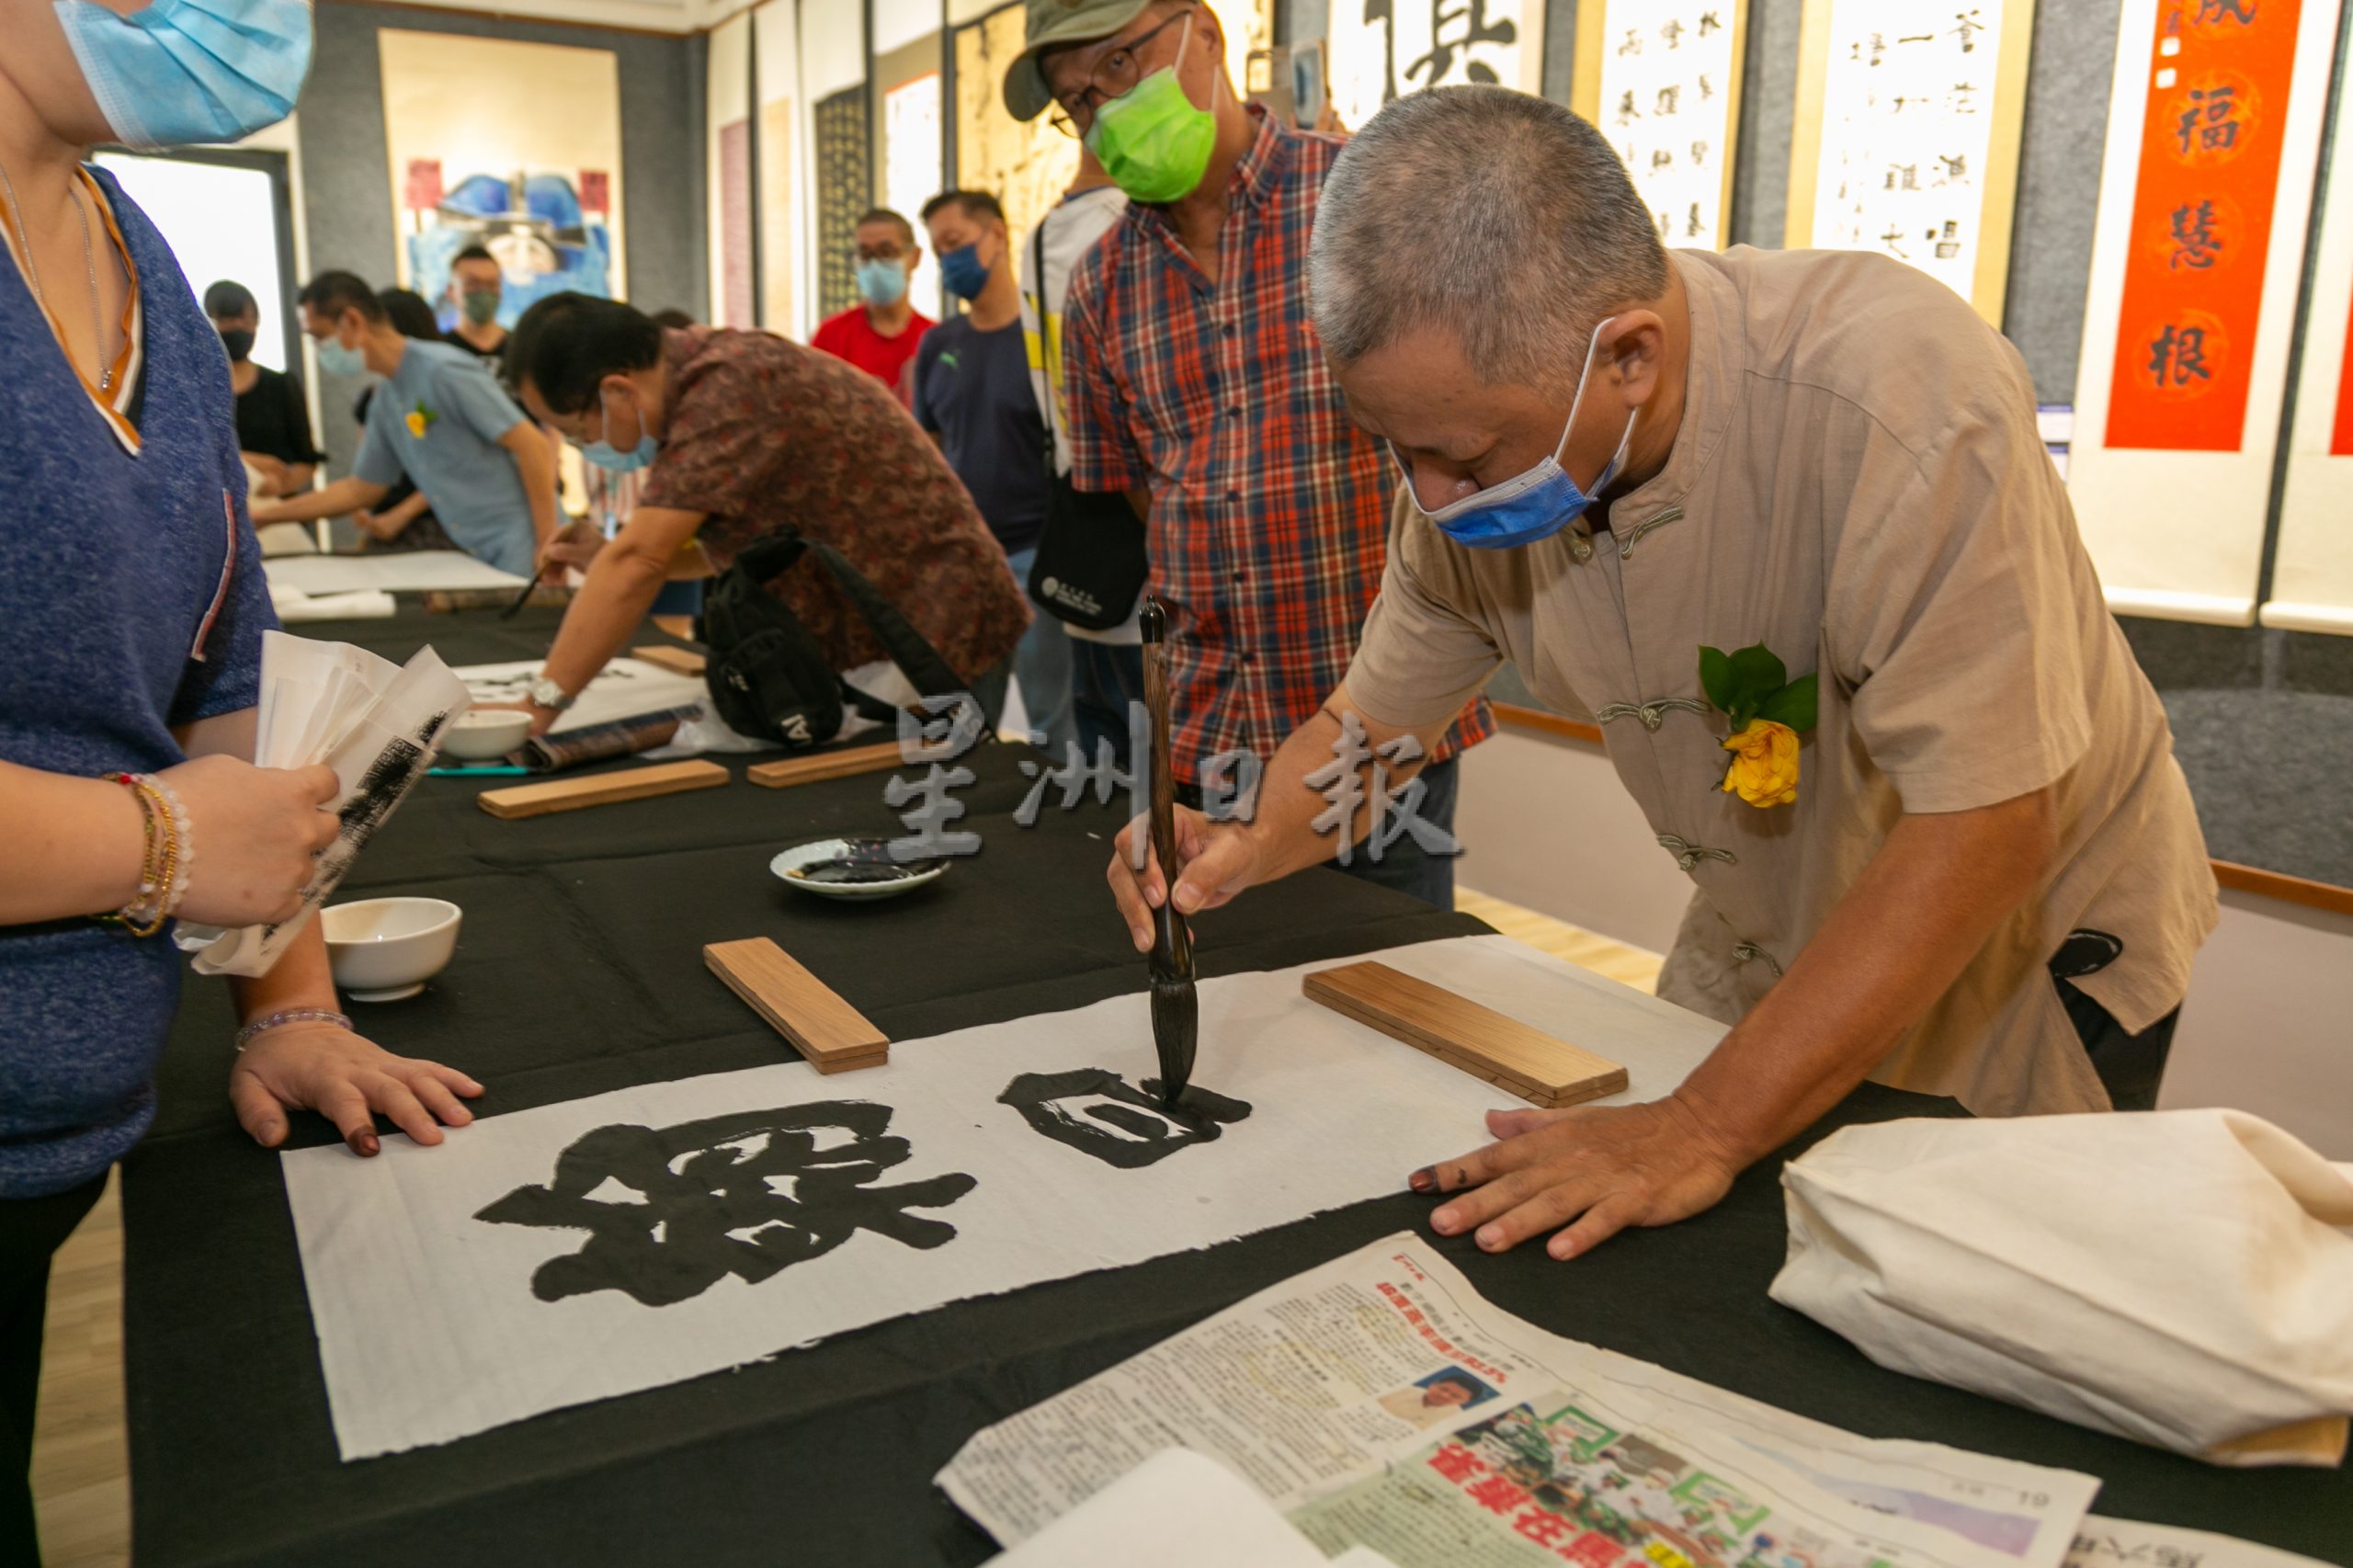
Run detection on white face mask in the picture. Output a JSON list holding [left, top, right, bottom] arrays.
[[1392, 319, 1638, 551]]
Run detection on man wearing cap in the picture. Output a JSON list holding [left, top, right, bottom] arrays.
[[1107, 88, 2217, 1262], [1006, 0, 1490, 910]]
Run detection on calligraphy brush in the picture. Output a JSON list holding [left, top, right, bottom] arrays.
[[495, 572, 540, 621], [1139, 597, 1198, 1107]]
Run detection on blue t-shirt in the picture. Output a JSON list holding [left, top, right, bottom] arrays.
[[0, 168, 275, 1199], [353, 339, 537, 577], [913, 314, 1050, 555]]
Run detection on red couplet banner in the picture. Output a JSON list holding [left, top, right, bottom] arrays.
[[2333, 279, 2353, 455], [2103, 0, 2306, 451]]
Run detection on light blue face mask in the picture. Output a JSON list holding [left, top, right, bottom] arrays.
[[55, 0, 313, 152], [313, 333, 363, 378], [1392, 317, 1639, 551], [855, 257, 908, 307], [582, 391, 658, 473]]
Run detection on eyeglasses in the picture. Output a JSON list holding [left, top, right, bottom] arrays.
[[1046, 8, 1192, 137]]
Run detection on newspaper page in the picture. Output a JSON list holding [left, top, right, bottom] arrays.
[[938, 1234, 2099, 1568], [2067, 1517, 2341, 1568]]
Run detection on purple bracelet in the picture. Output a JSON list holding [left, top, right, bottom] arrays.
[[234, 1008, 353, 1052]]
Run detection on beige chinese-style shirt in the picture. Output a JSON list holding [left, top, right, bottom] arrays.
[[1347, 247, 2218, 1116]]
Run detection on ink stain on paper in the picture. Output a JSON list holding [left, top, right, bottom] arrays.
[[474, 1102, 977, 1307], [997, 1069, 1253, 1169]]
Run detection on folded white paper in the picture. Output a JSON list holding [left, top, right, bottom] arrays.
[[1771, 1110, 2353, 1467], [269, 585, 397, 622], [263, 551, 528, 596], [992, 1449, 1399, 1568], [177, 632, 470, 978]]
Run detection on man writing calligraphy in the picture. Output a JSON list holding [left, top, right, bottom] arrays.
[[1108, 87, 2216, 1261]]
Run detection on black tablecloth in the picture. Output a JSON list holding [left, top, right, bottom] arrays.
[[121, 606, 2351, 1566]]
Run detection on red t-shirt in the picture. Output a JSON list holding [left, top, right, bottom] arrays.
[[810, 305, 933, 403]]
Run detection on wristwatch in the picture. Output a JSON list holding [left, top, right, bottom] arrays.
[[528, 675, 575, 712]]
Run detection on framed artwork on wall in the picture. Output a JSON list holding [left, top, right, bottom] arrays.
[[379, 30, 626, 328]]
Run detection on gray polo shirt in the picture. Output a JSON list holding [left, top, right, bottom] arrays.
[[353, 338, 535, 576]]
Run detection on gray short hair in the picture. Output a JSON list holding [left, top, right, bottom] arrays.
[[1310, 85, 1669, 389]]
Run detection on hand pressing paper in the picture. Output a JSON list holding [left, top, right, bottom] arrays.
[[176, 631, 469, 978]]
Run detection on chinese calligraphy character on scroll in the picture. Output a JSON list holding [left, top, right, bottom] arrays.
[[1330, 0, 1544, 134]]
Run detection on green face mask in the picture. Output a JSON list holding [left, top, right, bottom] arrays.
[[1083, 17, 1217, 205], [460, 289, 500, 326]]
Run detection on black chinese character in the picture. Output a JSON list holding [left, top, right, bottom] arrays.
[[2196, 0, 2257, 23], [475, 1103, 979, 1307], [2147, 324, 2214, 386], [1655, 84, 1681, 115], [998, 1068, 1253, 1169], [2177, 82, 2240, 155], [2168, 199, 2223, 268], [1404, 0, 1518, 89]]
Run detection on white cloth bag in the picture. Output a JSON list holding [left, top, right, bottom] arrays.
[[1770, 1110, 2353, 1467]]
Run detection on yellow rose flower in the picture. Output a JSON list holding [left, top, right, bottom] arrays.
[[405, 410, 428, 439], [1721, 719, 1801, 807]]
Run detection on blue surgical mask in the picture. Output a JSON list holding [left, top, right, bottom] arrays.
[[1393, 318, 1639, 551], [55, 0, 313, 152], [313, 334, 363, 378], [582, 391, 658, 472], [939, 241, 989, 302], [856, 257, 908, 307]]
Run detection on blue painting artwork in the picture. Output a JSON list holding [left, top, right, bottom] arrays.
[[408, 170, 614, 332]]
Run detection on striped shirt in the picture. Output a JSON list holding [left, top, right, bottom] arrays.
[[1060, 107, 1492, 784]]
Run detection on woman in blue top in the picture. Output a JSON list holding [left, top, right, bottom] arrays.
[[0, 4, 481, 1558]]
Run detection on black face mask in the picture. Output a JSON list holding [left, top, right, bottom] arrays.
[[219, 327, 256, 363]]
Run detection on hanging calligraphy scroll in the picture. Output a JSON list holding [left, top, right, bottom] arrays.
[[752, 1, 799, 337], [709, 13, 756, 330], [2068, 0, 2344, 626], [1327, 0, 1549, 134], [2264, 25, 2353, 635], [1571, 2, 1748, 251], [813, 88, 872, 324], [1784, 0, 2034, 324], [954, 3, 1079, 245]]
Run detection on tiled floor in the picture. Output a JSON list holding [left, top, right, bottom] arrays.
[[28, 890, 1660, 1566]]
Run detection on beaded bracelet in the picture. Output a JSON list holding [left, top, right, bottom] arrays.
[[97, 772, 192, 937], [234, 1008, 354, 1052]]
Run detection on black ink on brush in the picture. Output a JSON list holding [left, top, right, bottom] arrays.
[[473, 1102, 977, 1308], [998, 1068, 1251, 1170], [1139, 597, 1198, 1104]]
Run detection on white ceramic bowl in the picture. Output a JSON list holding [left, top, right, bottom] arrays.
[[438, 709, 532, 761], [322, 897, 462, 1002], [768, 837, 948, 902]]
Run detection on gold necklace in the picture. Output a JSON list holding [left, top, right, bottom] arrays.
[[0, 157, 115, 393]]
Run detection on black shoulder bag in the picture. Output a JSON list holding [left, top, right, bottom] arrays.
[[1022, 221, 1151, 632], [696, 528, 967, 751]]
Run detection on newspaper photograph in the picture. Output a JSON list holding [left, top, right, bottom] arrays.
[[938, 1234, 2099, 1568]]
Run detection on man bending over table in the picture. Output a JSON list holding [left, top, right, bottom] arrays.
[[1108, 87, 2218, 1262], [499, 294, 1030, 734], [249, 271, 554, 579]]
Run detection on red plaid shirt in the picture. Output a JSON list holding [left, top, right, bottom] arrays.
[[1062, 107, 1492, 785]]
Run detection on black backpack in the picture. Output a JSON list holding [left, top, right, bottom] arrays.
[[696, 528, 968, 751]]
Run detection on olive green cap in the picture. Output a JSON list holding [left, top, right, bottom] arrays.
[[1001, 0, 1154, 122]]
